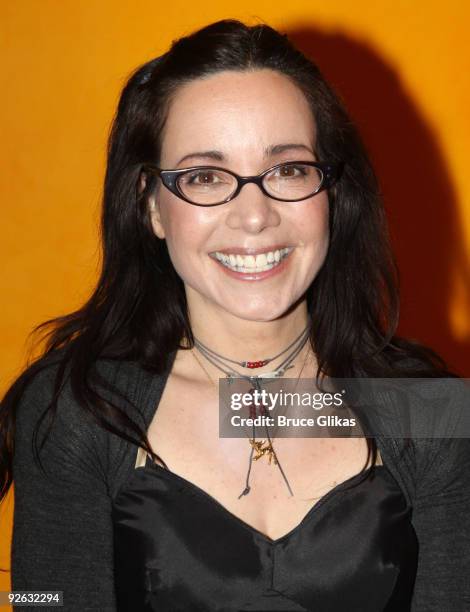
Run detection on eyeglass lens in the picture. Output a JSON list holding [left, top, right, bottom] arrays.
[[176, 163, 323, 205]]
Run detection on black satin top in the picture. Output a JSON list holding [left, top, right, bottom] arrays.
[[112, 456, 418, 612]]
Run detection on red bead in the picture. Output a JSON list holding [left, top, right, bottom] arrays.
[[246, 360, 270, 368]]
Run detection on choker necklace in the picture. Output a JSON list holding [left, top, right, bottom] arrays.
[[193, 322, 311, 381], [194, 324, 309, 372], [190, 318, 312, 498]]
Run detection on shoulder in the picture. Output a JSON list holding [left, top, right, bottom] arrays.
[[14, 349, 172, 494], [13, 352, 141, 465], [373, 375, 470, 500], [15, 350, 152, 422]]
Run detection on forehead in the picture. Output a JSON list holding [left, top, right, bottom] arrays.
[[160, 69, 317, 165]]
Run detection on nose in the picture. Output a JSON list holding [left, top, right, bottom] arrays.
[[225, 182, 281, 234]]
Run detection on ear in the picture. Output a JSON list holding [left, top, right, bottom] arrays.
[[139, 170, 166, 239], [149, 196, 166, 240]]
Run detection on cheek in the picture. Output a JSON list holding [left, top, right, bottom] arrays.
[[297, 195, 330, 248], [158, 199, 213, 268]]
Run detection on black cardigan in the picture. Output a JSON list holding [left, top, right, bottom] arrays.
[[11, 354, 470, 610]]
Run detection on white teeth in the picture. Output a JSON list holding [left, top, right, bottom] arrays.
[[256, 253, 267, 267], [213, 247, 292, 273]]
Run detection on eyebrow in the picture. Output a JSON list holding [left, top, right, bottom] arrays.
[[176, 143, 314, 166]]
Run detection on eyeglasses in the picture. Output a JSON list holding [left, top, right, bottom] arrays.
[[142, 160, 344, 207]]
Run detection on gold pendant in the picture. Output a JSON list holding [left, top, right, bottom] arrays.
[[249, 439, 278, 465]]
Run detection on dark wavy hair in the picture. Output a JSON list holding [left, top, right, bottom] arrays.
[[0, 19, 457, 517]]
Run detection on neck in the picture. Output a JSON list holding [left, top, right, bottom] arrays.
[[183, 296, 315, 380]]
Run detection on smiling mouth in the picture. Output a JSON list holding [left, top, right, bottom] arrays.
[[210, 247, 293, 273]]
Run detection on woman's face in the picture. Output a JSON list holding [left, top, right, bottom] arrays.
[[149, 69, 329, 322]]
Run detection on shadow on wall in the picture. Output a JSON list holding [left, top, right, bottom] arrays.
[[288, 27, 470, 377]]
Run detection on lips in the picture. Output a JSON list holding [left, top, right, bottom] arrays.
[[209, 244, 292, 256], [208, 245, 294, 281]]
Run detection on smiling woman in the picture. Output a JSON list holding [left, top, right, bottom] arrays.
[[1, 18, 469, 612], [144, 69, 331, 315]]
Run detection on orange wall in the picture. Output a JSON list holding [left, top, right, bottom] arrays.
[[1, 0, 469, 602]]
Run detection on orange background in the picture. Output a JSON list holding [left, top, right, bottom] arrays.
[[1, 0, 469, 603]]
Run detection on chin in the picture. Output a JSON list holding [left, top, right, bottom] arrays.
[[218, 301, 291, 323]]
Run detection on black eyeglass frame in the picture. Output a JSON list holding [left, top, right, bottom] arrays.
[[142, 160, 344, 207]]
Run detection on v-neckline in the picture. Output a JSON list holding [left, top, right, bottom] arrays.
[[138, 455, 385, 546], [137, 348, 389, 545]]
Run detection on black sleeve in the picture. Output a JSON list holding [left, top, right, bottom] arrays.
[[410, 436, 470, 611], [11, 364, 116, 611]]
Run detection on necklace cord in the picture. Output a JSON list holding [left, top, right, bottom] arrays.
[[190, 320, 313, 498]]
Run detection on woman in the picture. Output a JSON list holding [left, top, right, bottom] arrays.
[[1, 19, 469, 612]]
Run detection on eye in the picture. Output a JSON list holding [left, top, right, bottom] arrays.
[[185, 170, 225, 185], [273, 164, 308, 179]]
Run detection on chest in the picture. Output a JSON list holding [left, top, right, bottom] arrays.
[[145, 373, 376, 542]]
